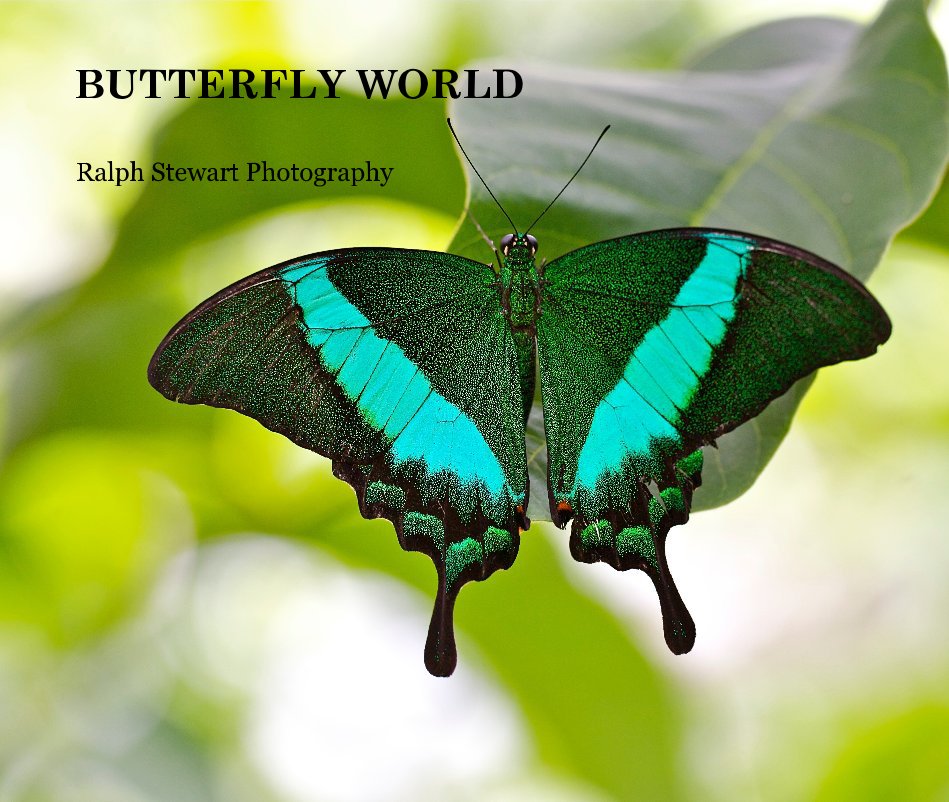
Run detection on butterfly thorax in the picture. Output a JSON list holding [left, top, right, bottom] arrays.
[[499, 233, 541, 331], [497, 233, 541, 424]]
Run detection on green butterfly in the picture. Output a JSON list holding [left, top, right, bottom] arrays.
[[149, 124, 890, 676]]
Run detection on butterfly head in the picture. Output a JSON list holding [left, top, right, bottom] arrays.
[[447, 118, 610, 267], [500, 233, 538, 259]]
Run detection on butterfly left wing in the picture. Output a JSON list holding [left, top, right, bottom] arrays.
[[149, 247, 529, 676], [536, 228, 891, 653]]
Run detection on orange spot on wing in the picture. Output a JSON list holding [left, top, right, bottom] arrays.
[[557, 501, 573, 513]]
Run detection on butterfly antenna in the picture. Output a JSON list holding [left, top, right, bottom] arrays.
[[524, 125, 610, 236], [447, 118, 518, 232]]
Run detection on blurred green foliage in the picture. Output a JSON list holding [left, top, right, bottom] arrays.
[[1, 0, 947, 800], [814, 705, 949, 802]]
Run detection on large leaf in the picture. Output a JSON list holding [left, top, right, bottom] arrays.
[[448, 0, 949, 518]]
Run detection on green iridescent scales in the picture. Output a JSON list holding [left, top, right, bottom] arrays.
[[149, 228, 891, 675], [538, 229, 890, 652], [149, 248, 529, 676]]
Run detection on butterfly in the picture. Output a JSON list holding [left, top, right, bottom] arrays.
[[149, 121, 891, 676]]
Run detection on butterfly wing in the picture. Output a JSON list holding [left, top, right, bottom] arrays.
[[149, 247, 529, 676], [536, 228, 891, 653]]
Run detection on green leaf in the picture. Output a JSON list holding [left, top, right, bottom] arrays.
[[448, 0, 949, 517]]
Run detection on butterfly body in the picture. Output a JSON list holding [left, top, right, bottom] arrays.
[[497, 233, 543, 424], [150, 226, 890, 675]]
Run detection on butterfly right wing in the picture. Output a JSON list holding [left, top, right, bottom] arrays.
[[536, 229, 890, 652], [149, 248, 529, 676]]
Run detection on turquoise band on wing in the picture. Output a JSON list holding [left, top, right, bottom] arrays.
[[283, 259, 512, 502], [572, 235, 752, 494]]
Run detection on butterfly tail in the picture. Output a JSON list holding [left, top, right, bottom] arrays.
[[424, 569, 458, 677], [566, 448, 704, 654], [648, 532, 696, 654]]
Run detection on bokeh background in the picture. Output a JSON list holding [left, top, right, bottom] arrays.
[[1, 2, 948, 801]]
